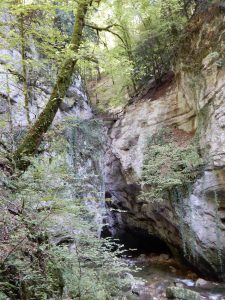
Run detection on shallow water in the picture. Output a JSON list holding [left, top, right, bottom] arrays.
[[127, 254, 225, 300]]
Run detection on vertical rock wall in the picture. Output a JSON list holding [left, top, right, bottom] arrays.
[[104, 5, 225, 279]]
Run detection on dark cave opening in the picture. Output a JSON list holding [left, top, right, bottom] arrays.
[[103, 190, 171, 256], [115, 227, 172, 256], [102, 223, 171, 256]]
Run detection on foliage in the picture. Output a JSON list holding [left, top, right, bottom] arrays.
[[12, 0, 96, 170], [83, 0, 198, 110], [0, 293, 9, 300], [0, 0, 69, 91], [140, 128, 203, 202], [133, 0, 186, 84], [0, 123, 135, 299], [139, 128, 204, 260]]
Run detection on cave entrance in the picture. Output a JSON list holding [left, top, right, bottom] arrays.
[[103, 190, 171, 256], [113, 227, 171, 256]]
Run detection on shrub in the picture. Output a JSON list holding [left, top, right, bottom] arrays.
[[0, 120, 135, 299], [140, 128, 203, 202]]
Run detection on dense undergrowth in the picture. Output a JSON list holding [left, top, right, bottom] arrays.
[[0, 120, 135, 300]]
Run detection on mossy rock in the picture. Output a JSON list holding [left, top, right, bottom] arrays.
[[166, 287, 201, 300], [0, 292, 9, 300]]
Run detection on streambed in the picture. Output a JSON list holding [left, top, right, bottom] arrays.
[[125, 254, 225, 300]]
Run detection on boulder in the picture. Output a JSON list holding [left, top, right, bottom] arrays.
[[175, 279, 195, 288], [166, 287, 201, 300], [195, 278, 210, 287]]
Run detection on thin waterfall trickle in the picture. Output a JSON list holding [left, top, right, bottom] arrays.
[[66, 118, 106, 237]]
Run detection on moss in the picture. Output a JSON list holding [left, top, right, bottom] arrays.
[[13, 0, 92, 171], [0, 292, 9, 300], [166, 287, 201, 300]]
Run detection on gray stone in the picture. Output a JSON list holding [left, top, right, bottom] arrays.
[[166, 287, 201, 300], [196, 278, 209, 287], [105, 17, 225, 277], [131, 280, 146, 296], [175, 283, 186, 288], [175, 279, 195, 288]]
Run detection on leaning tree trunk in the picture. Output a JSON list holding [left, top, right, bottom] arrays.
[[13, 0, 92, 170]]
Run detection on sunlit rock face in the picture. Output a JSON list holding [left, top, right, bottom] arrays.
[[0, 32, 100, 246], [0, 52, 92, 128], [105, 6, 225, 279], [0, 12, 92, 132], [0, 10, 107, 251]]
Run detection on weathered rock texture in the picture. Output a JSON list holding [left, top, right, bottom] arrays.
[[0, 24, 92, 132], [0, 35, 92, 161], [105, 5, 225, 279]]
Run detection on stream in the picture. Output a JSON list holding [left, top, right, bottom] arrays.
[[125, 254, 225, 300]]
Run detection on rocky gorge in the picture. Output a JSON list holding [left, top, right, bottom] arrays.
[[104, 4, 225, 281], [1, 2, 225, 300]]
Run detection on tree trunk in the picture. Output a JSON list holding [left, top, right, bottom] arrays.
[[13, 0, 92, 170]]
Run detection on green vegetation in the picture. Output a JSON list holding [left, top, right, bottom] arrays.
[[0, 122, 134, 299], [84, 0, 198, 110], [0, 0, 207, 166], [13, 0, 93, 170], [0, 0, 224, 298], [140, 128, 204, 260], [140, 128, 203, 202]]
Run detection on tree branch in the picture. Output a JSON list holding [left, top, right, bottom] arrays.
[[86, 23, 126, 45]]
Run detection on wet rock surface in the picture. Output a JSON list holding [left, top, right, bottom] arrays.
[[125, 254, 225, 300]]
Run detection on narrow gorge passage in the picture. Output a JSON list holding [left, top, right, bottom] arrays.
[[1, 1, 225, 299]]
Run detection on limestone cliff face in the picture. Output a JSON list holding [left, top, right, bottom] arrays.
[[0, 43, 103, 250], [105, 5, 225, 279], [0, 45, 92, 133]]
